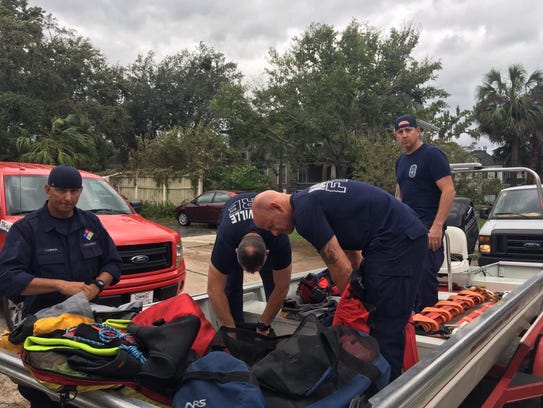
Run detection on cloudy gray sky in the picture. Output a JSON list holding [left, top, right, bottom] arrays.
[[28, 0, 542, 149]]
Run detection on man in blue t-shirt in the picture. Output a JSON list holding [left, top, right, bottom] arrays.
[[394, 115, 456, 312], [253, 181, 428, 381], [207, 193, 292, 335]]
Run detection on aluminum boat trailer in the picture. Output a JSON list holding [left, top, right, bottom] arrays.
[[2, 262, 543, 407]]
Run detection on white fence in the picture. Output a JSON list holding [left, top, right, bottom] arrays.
[[106, 174, 202, 205]]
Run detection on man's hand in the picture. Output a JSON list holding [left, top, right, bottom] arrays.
[[81, 283, 101, 300], [428, 224, 443, 251]]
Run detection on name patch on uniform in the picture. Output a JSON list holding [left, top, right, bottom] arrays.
[[0, 219, 12, 233], [409, 164, 418, 178], [83, 229, 94, 240]]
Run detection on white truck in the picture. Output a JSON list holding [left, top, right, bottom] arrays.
[[478, 183, 543, 265]]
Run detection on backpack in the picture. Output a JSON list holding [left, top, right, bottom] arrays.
[[297, 269, 340, 304], [21, 337, 171, 406], [252, 315, 390, 408], [172, 351, 266, 408], [20, 312, 204, 405], [131, 293, 216, 356]]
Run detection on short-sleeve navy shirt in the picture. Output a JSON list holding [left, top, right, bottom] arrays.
[[211, 193, 291, 275], [291, 180, 426, 252], [395, 143, 451, 227]]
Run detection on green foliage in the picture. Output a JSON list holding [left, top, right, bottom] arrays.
[[254, 21, 450, 186], [140, 201, 176, 221], [125, 44, 242, 140], [216, 164, 272, 192], [0, 0, 130, 167], [474, 65, 543, 171], [452, 173, 505, 206], [351, 132, 399, 193], [16, 114, 98, 168]]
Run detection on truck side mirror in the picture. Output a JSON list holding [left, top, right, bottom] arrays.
[[130, 201, 143, 213], [479, 207, 490, 219]]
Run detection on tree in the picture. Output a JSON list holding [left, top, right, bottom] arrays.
[[474, 65, 543, 170], [128, 125, 249, 191], [16, 114, 98, 167], [0, 0, 130, 167], [125, 44, 243, 140], [254, 21, 449, 186]]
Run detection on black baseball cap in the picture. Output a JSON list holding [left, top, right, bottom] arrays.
[[47, 165, 82, 189]]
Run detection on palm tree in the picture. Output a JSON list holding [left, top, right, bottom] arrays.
[[474, 65, 543, 171], [16, 114, 98, 168]]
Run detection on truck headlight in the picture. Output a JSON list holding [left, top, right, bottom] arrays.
[[478, 235, 491, 254], [175, 242, 183, 268]]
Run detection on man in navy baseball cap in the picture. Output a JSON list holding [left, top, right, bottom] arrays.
[[394, 114, 456, 314]]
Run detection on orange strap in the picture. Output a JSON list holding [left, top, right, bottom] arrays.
[[448, 295, 475, 309], [456, 303, 495, 325], [412, 313, 440, 333], [435, 300, 465, 315], [421, 307, 454, 322], [458, 289, 486, 304]]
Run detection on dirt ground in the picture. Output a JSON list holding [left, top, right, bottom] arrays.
[[0, 233, 323, 407]]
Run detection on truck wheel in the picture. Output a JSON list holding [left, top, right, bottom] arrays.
[[2, 297, 24, 331], [177, 212, 191, 226]]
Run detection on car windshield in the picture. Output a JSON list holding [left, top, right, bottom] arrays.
[[490, 188, 543, 219], [5, 175, 133, 216]]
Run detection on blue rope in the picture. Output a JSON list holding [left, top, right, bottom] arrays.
[[65, 323, 147, 364]]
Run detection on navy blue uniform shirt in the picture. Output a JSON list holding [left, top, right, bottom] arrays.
[[291, 180, 427, 252], [395, 143, 451, 228], [211, 193, 291, 275], [0, 203, 122, 317]]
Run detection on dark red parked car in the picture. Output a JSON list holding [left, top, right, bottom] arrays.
[[174, 190, 239, 226]]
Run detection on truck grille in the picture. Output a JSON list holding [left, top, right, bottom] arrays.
[[492, 230, 543, 262], [117, 242, 172, 274]]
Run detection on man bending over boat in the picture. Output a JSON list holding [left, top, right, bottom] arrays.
[[207, 192, 292, 335], [252, 180, 427, 380]]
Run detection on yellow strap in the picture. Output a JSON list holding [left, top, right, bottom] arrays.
[[24, 336, 119, 356]]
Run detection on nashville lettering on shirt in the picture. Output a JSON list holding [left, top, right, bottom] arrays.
[[227, 197, 254, 224], [308, 179, 347, 194]]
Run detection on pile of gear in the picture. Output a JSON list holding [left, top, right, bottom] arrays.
[[1, 288, 390, 408]]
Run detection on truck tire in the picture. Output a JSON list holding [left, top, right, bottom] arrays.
[[2, 297, 23, 331], [177, 212, 191, 226]]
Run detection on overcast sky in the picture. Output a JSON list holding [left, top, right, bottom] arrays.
[[27, 0, 542, 150]]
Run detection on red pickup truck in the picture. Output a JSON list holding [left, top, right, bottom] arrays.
[[0, 162, 186, 328]]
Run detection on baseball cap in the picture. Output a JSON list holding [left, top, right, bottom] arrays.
[[394, 115, 418, 131], [47, 165, 82, 189]]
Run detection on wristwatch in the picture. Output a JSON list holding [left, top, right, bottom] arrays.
[[91, 279, 106, 293], [256, 321, 271, 332]]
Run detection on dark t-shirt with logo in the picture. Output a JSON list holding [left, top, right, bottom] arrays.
[[395, 143, 451, 228], [291, 180, 426, 252], [211, 192, 291, 275]]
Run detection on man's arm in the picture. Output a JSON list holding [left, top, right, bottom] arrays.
[[207, 263, 236, 328], [319, 236, 352, 293], [257, 264, 292, 333], [21, 272, 115, 301], [429, 175, 456, 251]]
